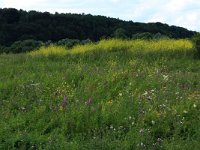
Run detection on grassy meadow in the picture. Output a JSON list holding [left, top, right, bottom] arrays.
[[1, 39, 200, 149]]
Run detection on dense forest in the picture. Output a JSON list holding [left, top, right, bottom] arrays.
[[0, 8, 197, 53]]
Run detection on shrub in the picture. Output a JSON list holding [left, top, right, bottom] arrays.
[[10, 39, 44, 53], [192, 33, 200, 57], [45, 40, 53, 46], [57, 38, 92, 48], [57, 38, 80, 48], [113, 28, 127, 39], [80, 39, 92, 45], [0, 45, 9, 54]]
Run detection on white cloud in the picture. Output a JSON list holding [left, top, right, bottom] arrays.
[[146, 0, 200, 31], [125, 0, 163, 21], [165, 0, 191, 12], [3, 0, 47, 8], [148, 14, 167, 23], [1, 0, 200, 31], [110, 0, 121, 2], [175, 11, 200, 30]]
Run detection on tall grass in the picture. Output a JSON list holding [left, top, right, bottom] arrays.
[[29, 45, 68, 57], [29, 39, 193, 57], [1, 38, 200, 149]]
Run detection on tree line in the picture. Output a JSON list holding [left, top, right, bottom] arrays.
[[0, 8, 197, 53]]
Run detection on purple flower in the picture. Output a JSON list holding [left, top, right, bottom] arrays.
[[86, 98, 92, 106], [54, 106, 58, 111], [61, 96, 67, 107]]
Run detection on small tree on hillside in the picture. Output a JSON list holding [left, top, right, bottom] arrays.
[[113, 28, 127, 39], [10, 40, 43, 53], [57, 38, 80, 48]]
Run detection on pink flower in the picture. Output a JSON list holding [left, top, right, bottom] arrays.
[[86, 98, 92, 106], [61, 96, 67, 108]]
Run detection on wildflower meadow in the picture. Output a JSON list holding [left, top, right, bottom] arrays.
[[0, 39, 200, 149]]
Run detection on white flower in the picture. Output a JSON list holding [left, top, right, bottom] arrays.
[[151, 120, 155, 125], [143, 91, 148, 96], [139, 129, 144, 133], [163, 75, 169, 81], [151, 89, 155, 92], [21, 107, 26, 110], [175, 92, 179, 95], [193, 104, 197, 108], [119, 126, 123, 129], [119, 93, 122, 96], [183, 110, 188, 114], [147, 96, 152, 100], [157, 138, 162, 142]]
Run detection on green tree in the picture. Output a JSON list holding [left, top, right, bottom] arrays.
[[10, 40, 43, 53], [113, 28, 127, 39], [57, 38, 80, 48]]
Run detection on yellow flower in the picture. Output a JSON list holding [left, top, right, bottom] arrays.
[[59, 106, 64, 111], [107, 100, 113, 106]]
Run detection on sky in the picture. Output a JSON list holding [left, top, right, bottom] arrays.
[[1, 0, 200, 31]]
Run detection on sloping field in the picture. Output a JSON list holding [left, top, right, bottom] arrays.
[[1, 39, 200, 149]]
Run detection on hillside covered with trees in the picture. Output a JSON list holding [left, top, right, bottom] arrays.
[[0, 8, 196, 47]]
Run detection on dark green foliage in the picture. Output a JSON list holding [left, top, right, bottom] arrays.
[[0, 38, 93, 54], [0, 8, 196, 53], [45, 40, 53, 46], [0, 45, 9, 53], [0, 8, 20, 23], [153, 32, 169, 39], [132, 32, 169, 40], [132, 32, 154, 40], [10, 40, 44, 53], [57, 38, 92, 48], [192, 33, 200, 57], [81, 39, 92, 45], [57, 38, 80, 48], [113, 28, 127, 39]]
